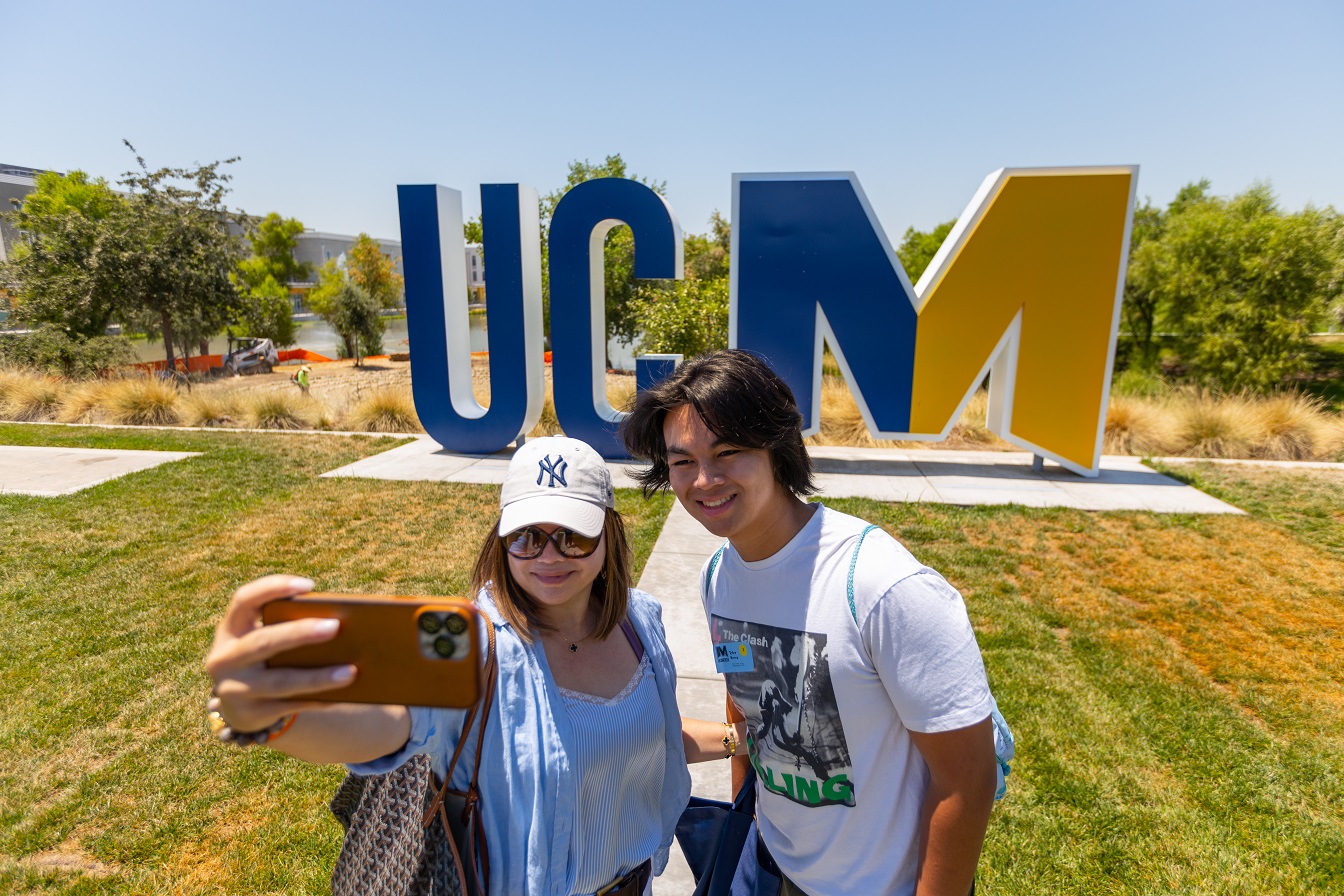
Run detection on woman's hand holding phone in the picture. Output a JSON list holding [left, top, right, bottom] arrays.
[[204, 575, 357, 736]]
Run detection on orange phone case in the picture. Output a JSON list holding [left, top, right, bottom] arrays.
[[261, 593, 482, 708]]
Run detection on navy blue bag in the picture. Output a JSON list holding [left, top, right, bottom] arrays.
[[675, 766, 782, 896]]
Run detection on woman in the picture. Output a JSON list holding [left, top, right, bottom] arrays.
[[206, 436, 735, 896]]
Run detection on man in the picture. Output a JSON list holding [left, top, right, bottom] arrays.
[[623, 349, 997, 896]]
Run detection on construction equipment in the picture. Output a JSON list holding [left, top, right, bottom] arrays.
[[222, 336, 278, 375]]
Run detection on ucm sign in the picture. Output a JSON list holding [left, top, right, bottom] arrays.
[[398, 167, 1137, 477]]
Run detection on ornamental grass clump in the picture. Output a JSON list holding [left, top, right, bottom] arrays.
[[813, 375, 876, 446], [243, 391, 312, 430], [0, 371, 63, 421], [99, 377, 182, 426], [343, 387, 422, 433], [527, 388, 564, 438], [1171, 391, 1259, 459], [179, 390, 243, 427], [57, 380, 119, 424], [947, 389, 1003, 447], [1247, 393, 1330, 461], [1104, 395, 1177, 457], [1318, 416, 1344, 461], [808, 375, 907, 447]]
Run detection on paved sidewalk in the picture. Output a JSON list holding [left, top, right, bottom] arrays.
[[320, 437, 1245, 514], [0, 445, 199, 497]]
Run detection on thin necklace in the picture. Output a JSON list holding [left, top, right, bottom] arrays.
[[548, 618, 598, 653]]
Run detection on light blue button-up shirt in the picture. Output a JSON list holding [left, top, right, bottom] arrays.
[[349, 587, 692, 896]]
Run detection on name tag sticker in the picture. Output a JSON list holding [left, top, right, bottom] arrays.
[[713, 641, 754, 673]]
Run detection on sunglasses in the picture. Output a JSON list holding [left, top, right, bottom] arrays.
[[503, 525, 603, 559]]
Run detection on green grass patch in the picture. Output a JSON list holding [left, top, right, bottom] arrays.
[[1, 425, 1339, 894], [824, 495, 1344, 895], [1151, 460, 1344, 556]]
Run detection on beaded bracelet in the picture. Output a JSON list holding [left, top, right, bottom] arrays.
[[207, 697, 298, 747]]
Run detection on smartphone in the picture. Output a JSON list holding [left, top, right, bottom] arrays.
[[261, 593, 483, 708]]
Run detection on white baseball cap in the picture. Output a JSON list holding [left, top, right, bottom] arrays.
[[498, 437, 615, 538]]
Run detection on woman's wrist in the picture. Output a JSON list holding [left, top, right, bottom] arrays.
[[207, 697, 298, 747]]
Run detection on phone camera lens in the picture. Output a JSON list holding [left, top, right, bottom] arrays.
[[444, 613, 468, 635], [433, 636, 456, 658], [419, 614, 443, 634]]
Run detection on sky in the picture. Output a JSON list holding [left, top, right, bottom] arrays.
[[5, 0, 1342, 245]]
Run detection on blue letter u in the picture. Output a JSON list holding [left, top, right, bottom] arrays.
[[398, 184, 544, 454]]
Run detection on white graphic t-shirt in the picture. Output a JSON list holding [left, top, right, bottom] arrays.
[[703, 504, 993, 896]]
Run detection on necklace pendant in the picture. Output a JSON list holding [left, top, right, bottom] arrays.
[[569, 642, 579, 653]]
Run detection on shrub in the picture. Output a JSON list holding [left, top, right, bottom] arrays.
[[243, 391, 312, 430], [343, 387, 422, 433], [0, 327, 136, 378], [1111, 368, 1171, 399], [101, 377, 181, 426]]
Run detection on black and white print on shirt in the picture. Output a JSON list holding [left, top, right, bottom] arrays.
[[711, 614, 856, 808]]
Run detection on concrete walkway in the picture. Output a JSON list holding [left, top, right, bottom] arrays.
[[320, 436, 1245, 514], [0, 445, 199, 496]]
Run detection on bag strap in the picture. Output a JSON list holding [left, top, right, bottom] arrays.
[[846, 525, 880, 624], [423, 616, 498, 896], [702, 544, 727, 602], [618, 618, 644, 663], [845, 525, 1016, 801]]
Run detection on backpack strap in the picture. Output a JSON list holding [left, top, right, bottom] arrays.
[[845, 523, 1016, 801], [846, 525, 880, 625], [702, 543, 728, 602]]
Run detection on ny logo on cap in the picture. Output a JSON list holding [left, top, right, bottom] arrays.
[[537, 455, 568, 488]]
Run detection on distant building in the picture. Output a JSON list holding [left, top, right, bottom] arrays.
[[466, 243, 485, 303], [288, 230, 405, 312], [0, 164, 46, 266]]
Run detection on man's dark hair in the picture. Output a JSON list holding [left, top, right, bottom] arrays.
[[621, 349, 817, 498]]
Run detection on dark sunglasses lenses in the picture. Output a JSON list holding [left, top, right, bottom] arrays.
[[504, 526, 602, 559]]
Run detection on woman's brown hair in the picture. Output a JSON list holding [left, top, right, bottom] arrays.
[[469, 507, 632, 642]]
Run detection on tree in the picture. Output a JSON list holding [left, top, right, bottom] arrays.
[[107, 144, 246, 372], [326, 281, 384, 365], [464, 216, 484, 249], [541, 155, 666, 365], [347, 233, 403, 309], [233, 212, 309, 347], [1133, 182, 1341, 390], [683, 211, 731, 282], [895, 219, 956, 284], [232, 275, 298, 347], [244, 213, 312, 287], [631, 277, 729, 358], [0, 170, 126, 338], [629, 211, 732, 359]]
